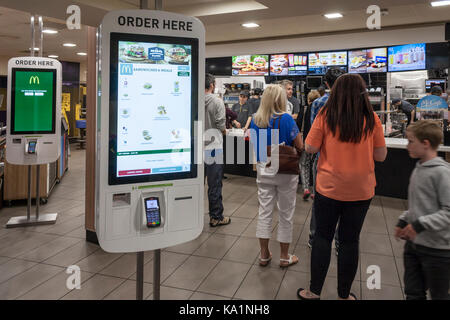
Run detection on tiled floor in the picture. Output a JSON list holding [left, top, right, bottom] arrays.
[[0, 145, 409, 300]]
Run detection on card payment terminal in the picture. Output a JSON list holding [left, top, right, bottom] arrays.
[[144, 197, 161, 227]]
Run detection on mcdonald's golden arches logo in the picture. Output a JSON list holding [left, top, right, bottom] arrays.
[[29, 75, 40, 84]]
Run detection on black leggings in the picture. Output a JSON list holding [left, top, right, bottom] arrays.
[[310, 192, 371, 298]]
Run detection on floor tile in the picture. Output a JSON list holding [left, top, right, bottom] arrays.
[[223, 237, 260, 264], [65, 227, 86, 239], [223, 201, 244, 217], [232, 204, 259, 219], [0, 233, 59, 258], [395, 257, 405, 288], [103, 280, 153, 300], [390, 235, 405, 259], [17, 269, 94, 300], [360, 232, 393, 256], [361, 213, 388, 234], [61, 274, 125, 300], [147, 286, 193, 300], [130, 251, 189, 283], [76, 249, 123, 273], [361, 283, 404, 300], [198, 260, 251, 297], [0, 263, 63, 299], [193, 233, 238, 259], [18, 236, 81, 262], [276, 270, 310, 300], [163, 256, 219, 291], [43, 241, 99, 267], [166, 232, 211, 255], [234, 265, 285, 300], [190, 292, 230, 300], [99, 253, 144, 279], [0, 256, 11, 265], [215, 217, 252, 237], [0, 258, 37, 284]]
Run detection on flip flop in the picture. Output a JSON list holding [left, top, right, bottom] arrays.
[[259, 252, 272, 267], [297, 288, 320, 300], [349, 293, 358, 300], [279, 254, 299, 268]]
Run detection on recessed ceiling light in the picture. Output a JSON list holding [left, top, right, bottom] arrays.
[[43, 29, 58, 34], [77, 52, 87, 56], [48, 55, 59, 58], [63, 43, 76, 47], [242, 22, 260, 28], [431, 1, 450, 6], [324, 13, 343, 19], [29, 47, 40, 51]]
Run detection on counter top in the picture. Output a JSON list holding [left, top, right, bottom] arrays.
[[385, 138, 450, 152]]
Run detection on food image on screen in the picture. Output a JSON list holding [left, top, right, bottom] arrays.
[[11, 69, 55, 134], [232, 55, 269, 76], [115, 40, 193, 179], [349, 50, 367, 73], [388, 43, 426, 72], [270, 54, 289, 75], [349, 48, 387, 73], [308, 51, 347, 75]]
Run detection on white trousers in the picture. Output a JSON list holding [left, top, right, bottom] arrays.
[[255, 163, 299, 243]]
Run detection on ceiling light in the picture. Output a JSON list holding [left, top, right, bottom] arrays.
[[43, 29, 58, 34], [48, 55, 58, 58], [431, 1, 450, 6], [63, 43, 76, 47], [29, 47, 40, 51], [77, 52, 87, 56], [242, 22, 260, 28], [324, 13, 343, 19]]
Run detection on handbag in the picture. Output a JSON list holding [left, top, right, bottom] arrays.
[[266, 116, 302, 175]]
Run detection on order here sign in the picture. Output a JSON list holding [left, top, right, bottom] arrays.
[[117, 16, 193, 32]]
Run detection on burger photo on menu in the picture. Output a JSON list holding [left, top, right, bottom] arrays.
[[232, 56, 250, 69], [166, 46, 190, 65], [121, 44, 147, 62], [270, 54, 289, 75]]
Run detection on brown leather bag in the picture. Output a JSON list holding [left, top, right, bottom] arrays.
[[266, 116, 302, 175]]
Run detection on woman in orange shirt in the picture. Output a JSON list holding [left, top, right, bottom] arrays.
[[297, 74, 387, 300]]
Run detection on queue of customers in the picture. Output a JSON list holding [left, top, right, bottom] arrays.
[[204, 69, 450, 300]]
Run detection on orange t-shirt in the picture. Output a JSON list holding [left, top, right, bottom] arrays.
[[305, 112, 386, 201]]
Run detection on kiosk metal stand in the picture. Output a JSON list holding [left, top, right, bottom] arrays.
[[5, 16, 57, 228], [136, 0, 163, 300]]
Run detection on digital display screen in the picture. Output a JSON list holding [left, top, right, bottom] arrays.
[[348, 48, 387, 73], [146, 199, 158, 209], [11, 69, 56, 134], [232, 55, 269, 76], [425, 79, 446, 92], [308, 51, 347, 75], [109, 33, 198, 185], [388, 43, 426, 72], [270, 53, 307, 76]]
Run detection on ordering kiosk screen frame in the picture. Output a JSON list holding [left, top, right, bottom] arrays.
[[108, 32, 199, 185], [10, 68, 57, 135]]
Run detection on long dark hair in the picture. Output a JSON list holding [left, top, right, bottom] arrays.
[[319, 73, 375, 143]]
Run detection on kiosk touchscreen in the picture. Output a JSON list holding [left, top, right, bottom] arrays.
[[6, 57, 61, 165], [97, 10, 205, 253]]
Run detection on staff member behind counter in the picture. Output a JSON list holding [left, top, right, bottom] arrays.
[[231, 90, 251, 128], [391, 98, 415, 126]]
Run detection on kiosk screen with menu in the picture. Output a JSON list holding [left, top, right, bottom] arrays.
[[308, 51, 347, 75], [232, 55, 269, 76], [11, 69, 56, 134], [388, 43, 426, 72], [348, 48, 387, 73], [109, 33, 198, 185], [270, 53, 307, 76]]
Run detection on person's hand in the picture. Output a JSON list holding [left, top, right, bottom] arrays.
[[234, 121, 241, 128], [399, 224, 417, 241], [394, 227, 403, 241]]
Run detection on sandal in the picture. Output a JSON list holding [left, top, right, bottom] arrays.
[[297, 288, 320, 300], [259, 252, 272, 267], [279, 254, 299, 268], [339, 292, 358, 300]]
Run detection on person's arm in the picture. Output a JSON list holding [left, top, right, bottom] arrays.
[[373, 113, 387, 162], [243, 116, 252, 130], [293, 133, 303, 150], [215, 100, 226, 135], [411, 110, 415, 123]]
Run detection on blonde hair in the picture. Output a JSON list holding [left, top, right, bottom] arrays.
[[253, 84, 286, 128], [307, 90, 320, 105], [406, 120, 443, 150]]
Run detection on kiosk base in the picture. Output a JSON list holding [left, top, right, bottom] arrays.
[[6, 213, 58, 228]]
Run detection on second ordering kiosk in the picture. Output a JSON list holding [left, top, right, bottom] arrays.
[[97, 10, 205, 253]]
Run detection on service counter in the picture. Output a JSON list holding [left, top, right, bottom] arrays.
[[223, 130, 256, 178], [223, 133, 450, 200]]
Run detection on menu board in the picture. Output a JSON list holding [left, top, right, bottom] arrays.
[[270, 53, 308, 76], [388, 43, 426, 72], [348, 48, 387, 73], [308, 51, 347, 75], [11, 69, 56, 134], [115, 40, 193, 178], [232, 55, 269, 76]]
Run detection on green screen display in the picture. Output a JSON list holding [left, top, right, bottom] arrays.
[[12, 69, 55, 134]]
